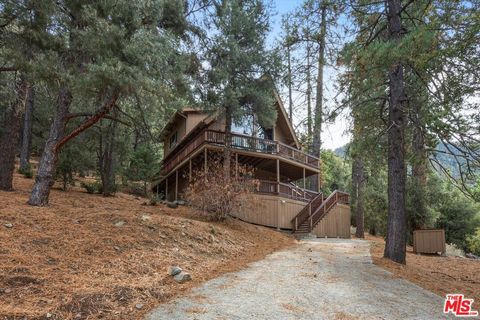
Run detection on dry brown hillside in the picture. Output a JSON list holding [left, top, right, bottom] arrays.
[[367, 235, 480, 304], [0, 173, 294, 319]]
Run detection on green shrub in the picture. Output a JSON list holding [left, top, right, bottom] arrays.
[[81, 181, 100, 194], [18, 164, 33, 179], [149, 194, 160, 206], [467, 228, 480, 255]]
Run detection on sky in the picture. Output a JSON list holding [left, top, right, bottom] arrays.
[[268, 0, 352, 151]]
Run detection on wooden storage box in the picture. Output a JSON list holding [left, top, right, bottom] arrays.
[[413, 229, 446, 254]]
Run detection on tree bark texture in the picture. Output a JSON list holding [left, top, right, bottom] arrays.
[[287, 44, 293, 121], [19, 85, 35, 172], [223, 106, 232, 182], [352, 156, 366, 238], [410, 102, 428, 231], [28, 91, 118, 205], [0, 76, 28, 190], [310, 3, 327, 193], [28, 86, 71, 205], [384, 0, 408, 264], [99, 114, 118, 197]]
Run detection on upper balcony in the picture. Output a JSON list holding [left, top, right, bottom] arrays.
[[161, 129, 319, 175]]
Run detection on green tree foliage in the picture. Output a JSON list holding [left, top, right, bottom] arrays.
[[320, 150, 349, 194], [467, 228, 480, 256], [434, 182, 480, 251], [126, 143, 159, 195], [203, 0, 280, 178]]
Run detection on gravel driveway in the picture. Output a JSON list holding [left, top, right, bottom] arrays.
[[146, 239, 450, 320]]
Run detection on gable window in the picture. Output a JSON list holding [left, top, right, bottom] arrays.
[[169, 131, 178, 148]]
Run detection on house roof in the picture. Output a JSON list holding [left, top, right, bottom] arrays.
[[159, 108, 204, 140], [273, 89, 300, 149], [159, 91, 300, 149]]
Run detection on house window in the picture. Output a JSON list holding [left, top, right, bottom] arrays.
[[169, 131, 178, 148]]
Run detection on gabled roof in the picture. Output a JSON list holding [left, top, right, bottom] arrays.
[[159, 91, 301, 150], [159, 108, 203, 140], [274, 89, 300, 149]]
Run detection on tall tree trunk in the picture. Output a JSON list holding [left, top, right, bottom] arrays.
[[287, 44, 293, 121], [28, 87, 71, 206], [223, 106, 232, 182], [384, 0, 407, 264], [0, 76, 28, 191], [311, 2, 327, 191], [410, 102, 428, 230], [19, 85, 35, 172], [306, 43, 313, 140], [100, 115, 118, 196], [352, 156, 366, 238], [28, 90, 118, 206]]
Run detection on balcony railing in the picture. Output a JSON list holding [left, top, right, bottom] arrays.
[[161, 129, 320, 175], [206, 130, 319, 167]]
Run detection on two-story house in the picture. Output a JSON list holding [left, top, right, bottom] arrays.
[[153, 92, 350, 237]]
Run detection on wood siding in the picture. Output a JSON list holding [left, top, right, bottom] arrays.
[[186, 113, 207, 134], [413, 229, 446, 254], [232, 194, 306, 229], [164, 117, 186, 155], [312, 204, 351, 238]]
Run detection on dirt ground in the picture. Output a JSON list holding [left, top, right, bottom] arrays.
[[0, 173, 294, 319], [146, 239, 449, 320], [367, 234, 480, 304]]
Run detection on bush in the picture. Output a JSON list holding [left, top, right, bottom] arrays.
[[18, 164, 33, 179], [81, 181, 101, 194], [184, 159, 258, 221], [467, 228, 480, 255], [149, 194, 161, 206]]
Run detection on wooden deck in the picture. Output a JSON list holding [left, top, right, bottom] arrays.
[[161, 129, 319, 175]]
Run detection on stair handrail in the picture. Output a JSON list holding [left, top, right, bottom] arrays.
[[291, 192, 324, 231], [309, 190, 349, 231]]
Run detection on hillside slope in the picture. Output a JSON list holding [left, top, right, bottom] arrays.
[[0, 174, 294, 319]]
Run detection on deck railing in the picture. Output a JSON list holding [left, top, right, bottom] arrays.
[[206, 130, 319, 167], [257, 180, 317, 202], [161, 129, 320, 175]]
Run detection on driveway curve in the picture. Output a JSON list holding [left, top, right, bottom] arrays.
[[146, 239, 450, 320]]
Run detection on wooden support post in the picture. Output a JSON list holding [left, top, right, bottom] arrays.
[[303, 167, 306, 189], [235, 153, 238, 179], [165, 177, 169, 201], [318, 173, 321, 193], [189, 158, 192, 182], [276, 159, 280, 193], [204, 148, 208, 180], [175, 170, 178, 201]]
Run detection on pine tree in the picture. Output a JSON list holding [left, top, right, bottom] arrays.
[[27, 0, 193, 205], [204, 0, 279, 180]]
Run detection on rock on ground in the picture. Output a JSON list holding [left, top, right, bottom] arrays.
[[173, 272, 191, 284], [146, 239, 452, 320], [168, 266, 182, 276]]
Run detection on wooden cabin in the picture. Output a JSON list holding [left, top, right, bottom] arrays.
[[153, 92, 350, 237]]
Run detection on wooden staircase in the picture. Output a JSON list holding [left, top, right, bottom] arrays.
[[291, 190, 349, 234]]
